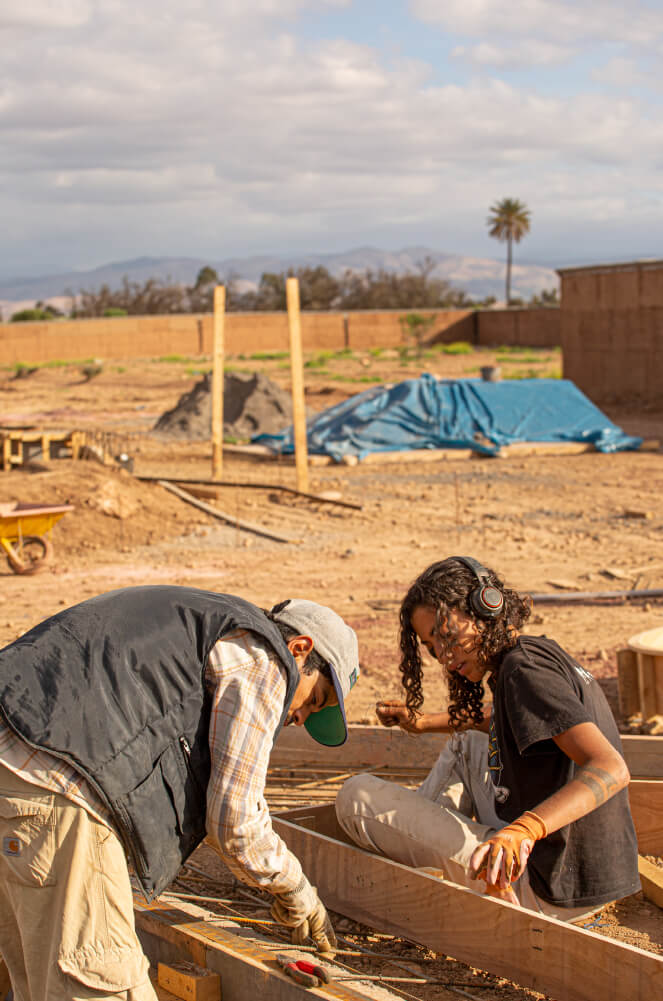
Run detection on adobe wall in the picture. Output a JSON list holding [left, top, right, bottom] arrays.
[[475, 308, 560, 348], [559, 261, 663, 404], [0, 307, 560, 367]]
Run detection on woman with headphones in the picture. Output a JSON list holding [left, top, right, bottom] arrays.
[[335, 557, 639, 920]]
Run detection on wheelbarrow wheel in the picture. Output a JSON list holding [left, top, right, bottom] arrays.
[[6, 535, 53, 575]]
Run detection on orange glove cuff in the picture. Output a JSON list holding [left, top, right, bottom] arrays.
[[473, 810, 548, 886], [504, 810, 548, 843]]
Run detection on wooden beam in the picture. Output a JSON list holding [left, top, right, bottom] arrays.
[[271, 724, 663, 776], [135, 894, 380, 1001], [271, 724, 448, 770], [629, 779, 663, 855], [271, 726, 663, 853], [638, 856, 663, 910], [286, 277, 309, 494], [273, 805, 663, 1001], [135, 475, 363, 511], [157, 961, 221, 1001], [157, 480, 296, 544], [617, 648, 640, 717], [498, 439, 659, 457], [212, 285, 225, 479]]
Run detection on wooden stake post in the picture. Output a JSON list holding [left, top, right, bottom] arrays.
[[211, 285, 225, 479], [286, 277, 309, 494]]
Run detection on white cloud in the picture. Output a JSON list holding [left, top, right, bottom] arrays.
[[410, 0, 663, 46], [0, 0, 91, 29], [451, 40, 573, 68], [0, 0, 662, 274]]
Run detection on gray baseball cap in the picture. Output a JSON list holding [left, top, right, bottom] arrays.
[[271, 598, 360, 746]]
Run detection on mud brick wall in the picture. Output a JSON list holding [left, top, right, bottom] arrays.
[[559, 261, 663, 404], [476, 308, 560, 348], [0, 307, 559, 366]]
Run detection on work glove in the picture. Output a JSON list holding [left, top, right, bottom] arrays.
[[470, 810, 547, 889], [271, 878, 337, 957]]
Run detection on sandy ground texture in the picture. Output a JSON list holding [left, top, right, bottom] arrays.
[[1, 344, 663, 987]]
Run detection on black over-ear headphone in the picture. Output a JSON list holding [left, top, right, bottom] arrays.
[[453, 556, 504, 620]]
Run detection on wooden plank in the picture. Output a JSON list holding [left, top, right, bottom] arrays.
[[654, 656, 663, 717], [629, 779, 663, 855], [136, 476, 362, 511], [158, 961, 221, 1001], [273, 805, 663, 1001], [286, 277, 309, 494], [135, 895, 380, 1001], [623, 735, 663, 777], [212, 285, 225, 479], [499, 440, 659, 458], [271, 724, 663, 777], [157, 480, 295, 544], [638, 856, 663, 910], [617, 648, 640, 717], [271, 724, 448, 770], [638, 653, 658, 719]]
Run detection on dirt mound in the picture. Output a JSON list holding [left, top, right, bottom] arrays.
[[0, 463, 205, 569], [153, 371, 293, 440]]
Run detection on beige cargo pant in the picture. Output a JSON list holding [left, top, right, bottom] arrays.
[[335, 731, 602, 923], [0, 763, 157, 1001]]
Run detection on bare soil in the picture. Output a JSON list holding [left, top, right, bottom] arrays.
[[2, 344, 663, 981]]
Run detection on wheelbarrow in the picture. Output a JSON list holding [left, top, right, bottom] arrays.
[[0, 502, 74, 575]]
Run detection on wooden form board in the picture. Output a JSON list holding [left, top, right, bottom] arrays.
[[270, 726, 663, 855], [628, 779, 663, 855], [222, 439, 660, 468], [638, 855, 663, 910], [211, 285, 225, 479], [286, 277, 310, 494], [273, 805, 663, 1001], [134, 894, 380, 1001], [271, 724, 663, 776]]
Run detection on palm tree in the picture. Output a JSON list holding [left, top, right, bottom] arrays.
[[487, 198, 531, 305]]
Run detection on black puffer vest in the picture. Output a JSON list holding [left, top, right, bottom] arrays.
[[0, 586, 299, 899]]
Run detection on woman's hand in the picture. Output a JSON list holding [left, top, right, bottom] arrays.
[[375, 701, 422, 733]]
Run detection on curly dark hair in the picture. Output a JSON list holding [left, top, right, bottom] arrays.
[[399, 557, 531, 729]]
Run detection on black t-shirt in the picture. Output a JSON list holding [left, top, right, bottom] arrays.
[[489, 635, 640, 908]]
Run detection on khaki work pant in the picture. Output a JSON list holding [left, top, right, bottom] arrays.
[[335, 731, 602, 923], [0, 763, 157, 1001]]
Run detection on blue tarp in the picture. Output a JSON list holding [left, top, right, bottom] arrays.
[[253, 374, 642, 462]]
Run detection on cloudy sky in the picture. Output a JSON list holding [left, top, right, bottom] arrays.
[[2, 0, 662, 278]]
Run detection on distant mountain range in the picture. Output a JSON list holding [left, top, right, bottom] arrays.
[[0, 246, 560, 318]]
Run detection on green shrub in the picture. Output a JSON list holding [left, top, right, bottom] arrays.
[[440, 341, 473, 355], [10, 308, 52, 322], [102, 308, 128, 317], [249, 350, 289, 360]]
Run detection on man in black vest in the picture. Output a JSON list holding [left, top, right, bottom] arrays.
[[0, 586, 360, 1001]]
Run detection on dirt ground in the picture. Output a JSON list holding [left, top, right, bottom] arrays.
[[1, 343, 663, 986]]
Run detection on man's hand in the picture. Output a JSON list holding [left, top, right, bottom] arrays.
[[376, 701, 422, 733], [470, 811, 547, 889], [271, 880, 337, 956]]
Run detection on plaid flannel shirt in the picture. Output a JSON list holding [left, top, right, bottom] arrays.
[[0, 627, 304, 897]]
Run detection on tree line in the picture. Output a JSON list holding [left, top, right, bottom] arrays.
[[9, 198, 559, 321], [13, 260, 556, 322]]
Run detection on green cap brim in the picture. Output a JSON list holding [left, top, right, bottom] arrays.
[[304, 704, 348, 747]]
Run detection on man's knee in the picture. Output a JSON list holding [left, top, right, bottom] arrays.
[[335, 772, 381, 823]]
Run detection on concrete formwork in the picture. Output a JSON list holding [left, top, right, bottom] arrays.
[[558, 260, 663, 404]]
